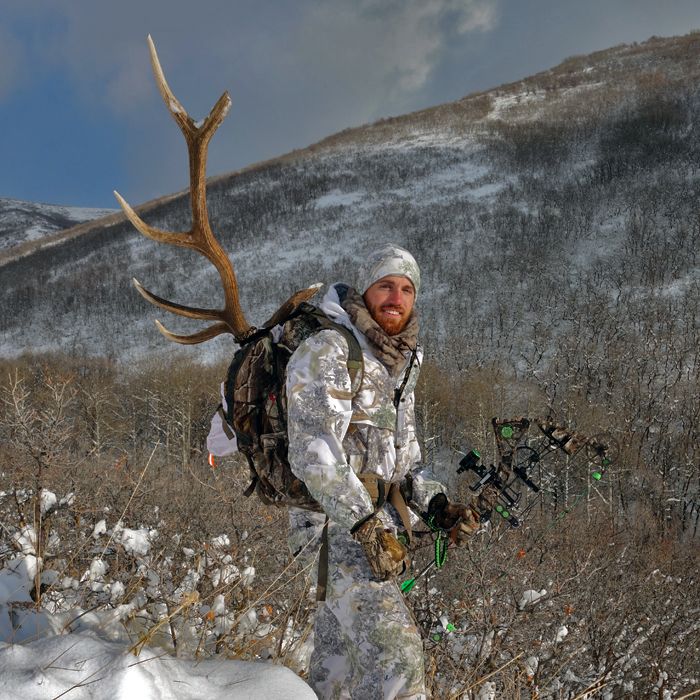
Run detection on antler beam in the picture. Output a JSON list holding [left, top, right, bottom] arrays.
[[114, 35, 253, 344], [116, 36, 322, 345]]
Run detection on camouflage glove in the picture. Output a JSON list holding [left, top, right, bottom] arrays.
[[351, 515, 410, 581], [428, 493, 480, 546]]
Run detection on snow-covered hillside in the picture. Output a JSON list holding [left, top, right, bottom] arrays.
[[1, 34, 699, 369], [0, 197, 116, 260]]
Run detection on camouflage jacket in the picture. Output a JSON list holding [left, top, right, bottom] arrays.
[[286, 283, 442, 532]]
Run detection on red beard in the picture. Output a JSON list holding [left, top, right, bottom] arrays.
[[365, 301, 410, 336]]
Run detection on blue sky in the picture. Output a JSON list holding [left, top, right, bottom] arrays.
[[3, 0, 700, 208]]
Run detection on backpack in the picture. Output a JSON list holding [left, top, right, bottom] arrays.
[[207, 302, 364, 511]]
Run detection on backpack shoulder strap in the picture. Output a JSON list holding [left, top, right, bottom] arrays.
[[299, 304, 364, 395]]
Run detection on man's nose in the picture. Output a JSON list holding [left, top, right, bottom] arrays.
[[387, 287, 402, 304]]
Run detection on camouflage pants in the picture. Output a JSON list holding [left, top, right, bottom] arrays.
[[290, 511, 426, 700]]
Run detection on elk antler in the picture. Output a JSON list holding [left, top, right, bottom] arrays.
[[114, 36, 319, 345]]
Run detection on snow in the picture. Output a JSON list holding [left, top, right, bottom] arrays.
[[240, 566, 256, 587], [315, 189, 366, 209], [467, 181, 504, 199], [39, 489, 57, 516], [11, 526, 38, 556], [0, 196, 116, 262], [0, 197, 116, 226], [23, 223, 53, 243], [524, 655, 539, 677], [118, 527, 156, 556], [0, 484, 315, 699], [517, 588, 547, 610], [0, 633, 315, 700], [87, 558, 108, 580], [0, 564, 33, 606], [487, 89, 546, 120], [378, 129, 473, 151], [475, 681, 496, 700], [487, 81, 605, 122], [210, 563, 239, 587], [0, 552, 316, 700]]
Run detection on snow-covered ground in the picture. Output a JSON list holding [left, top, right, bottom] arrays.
[[0, 634, 314, 700], [0, 575, 315, 700], [0, 490, 315, 700]]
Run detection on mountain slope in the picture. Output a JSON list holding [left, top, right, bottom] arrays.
[[0, 197, 116, 263], [1, 32, 698, 380]]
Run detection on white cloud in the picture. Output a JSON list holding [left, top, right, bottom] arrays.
[[299, 0, 500, 102], [103, 44, 159, 115], [4, 1, 501, 125], [3, 1, 502, 203], [456, 0, 500, 33]]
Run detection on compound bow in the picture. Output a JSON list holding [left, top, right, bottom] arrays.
[[459, 417, 618, 528], [402, 417, 619, 594]]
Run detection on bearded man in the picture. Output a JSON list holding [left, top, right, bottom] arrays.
[[286, 244, 477, 700]]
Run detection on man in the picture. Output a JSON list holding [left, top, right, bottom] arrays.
[[286, 244, 477, 700]]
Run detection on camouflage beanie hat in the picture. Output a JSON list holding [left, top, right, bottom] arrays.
[[359, 244, 421, 295]]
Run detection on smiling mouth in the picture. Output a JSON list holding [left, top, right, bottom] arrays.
[[381, 307, 403, 316]]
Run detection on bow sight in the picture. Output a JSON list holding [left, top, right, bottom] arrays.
[[458, 417, 618, 528]]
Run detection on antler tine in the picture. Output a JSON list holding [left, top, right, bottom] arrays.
[[147, 35, 232, 142], [133, 278, 221, 321], [154, 320, 233, 345], [116, 36, 253, 344], [147, 35, 188, 129], [114, 191, 196, 248], [263, 285, 323, 328]]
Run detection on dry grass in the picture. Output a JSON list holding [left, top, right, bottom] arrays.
[[1, 350, 698, 694]]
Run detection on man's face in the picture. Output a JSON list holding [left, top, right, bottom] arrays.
[[363, 275, 416, 336]]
